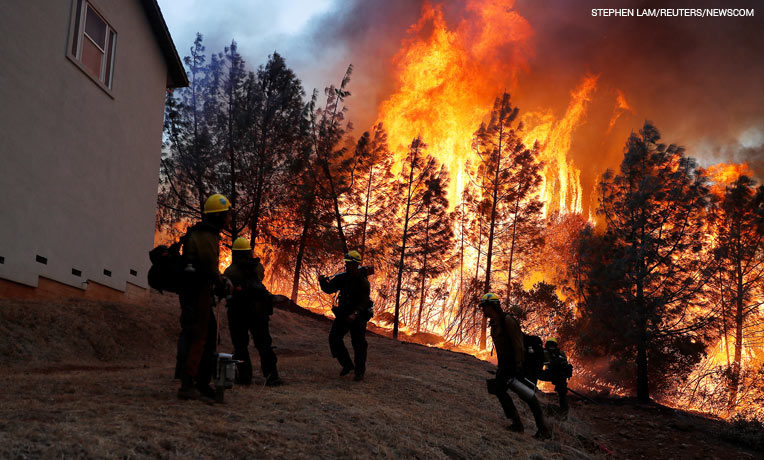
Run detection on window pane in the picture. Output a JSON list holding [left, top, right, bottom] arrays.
[[104, 30, 116, 87], [81, 37, 104, 79], [71, 0, 83, 56], [85, 6, 106, 49]]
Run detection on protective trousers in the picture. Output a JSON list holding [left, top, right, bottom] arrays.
[[493, 373, 548, 433], [177, 283, 217, 387], [227, 305, 278, 384], [329, 313, 368, 375]]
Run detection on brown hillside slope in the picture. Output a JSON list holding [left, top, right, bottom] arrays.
[[0, 295, 758, 459]]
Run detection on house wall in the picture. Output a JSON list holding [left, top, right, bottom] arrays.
[[0, 0, 168, 295]]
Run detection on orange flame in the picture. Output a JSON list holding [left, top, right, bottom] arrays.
[[607, 89, 632, 132], [707, 162, 753, 186], [377, 0, 589, 216], [522, 75, 598, 215], [377, 0, 533, 203]]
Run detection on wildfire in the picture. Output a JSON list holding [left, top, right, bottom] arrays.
[[377, 0, 533, 204], [377, 0, 590, 216], [521, 75, 598, 215], [607, 89, 632, 132], [707, 162, 753, 188]]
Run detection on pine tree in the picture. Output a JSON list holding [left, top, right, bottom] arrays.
[[580, 122, 716, 401], [471, 92, 543, 349], [311, 66, 354, 254], [407, 164, 454, 332], [206, 40, 250, 242], [159, 33, 218, 224], [391, 137, 444, 338], [243, 52, 306, 249], [711, 175, 764, 407]]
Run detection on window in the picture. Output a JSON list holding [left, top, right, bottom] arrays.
[[69, 0, 117, 89]]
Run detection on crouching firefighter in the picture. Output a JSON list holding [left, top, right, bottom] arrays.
[[481, 293, 551, 439], [176, 193, 232, 402], [318, 250, 373, 381], [540, 338, 572, 417], [223, 237, 283, 386]]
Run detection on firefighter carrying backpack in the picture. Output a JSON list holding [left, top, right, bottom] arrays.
[[523, 334, 545, 375], [147, 236, 188, 294]]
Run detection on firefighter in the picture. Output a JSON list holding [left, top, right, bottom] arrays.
[[223, 237, 282, 386], [481, 293, 551, 439], [540, 338, 571, 417], [318, 250, 373, 381], [176, 193, 231, 402]]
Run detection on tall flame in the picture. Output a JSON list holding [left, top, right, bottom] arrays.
[[377, 0, 533, 203], [522, 75, 598, 215], [377, 0, 589, 214]]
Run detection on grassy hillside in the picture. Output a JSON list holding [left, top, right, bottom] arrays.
[[0, 294, 758, 459]]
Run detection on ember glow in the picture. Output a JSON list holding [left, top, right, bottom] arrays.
[[155, 0, 764, 420]]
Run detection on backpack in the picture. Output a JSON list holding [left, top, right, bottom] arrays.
[[523, 334, 545, 375], [147, 235, 188, 294]]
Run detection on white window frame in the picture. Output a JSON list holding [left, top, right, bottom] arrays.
[[67, 0, 117, 95]]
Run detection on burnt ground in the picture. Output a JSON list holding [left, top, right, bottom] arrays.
[[0, 294, 759, 459]]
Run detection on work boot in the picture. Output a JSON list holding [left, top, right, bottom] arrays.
[[265, 373, 284, 387], [177, 386, 201, 401], [533, 427, 552, 440], [340, 364, 355, 376], [196, 384, 217, 404], [353, 372, 365, 382]]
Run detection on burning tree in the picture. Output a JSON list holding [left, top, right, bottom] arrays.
[[710, 174, 764, 408], [471, 92, 544, 349], [391, 137, 450, 338], [340, 123, 397, 265], [576, 122, 717, 401]]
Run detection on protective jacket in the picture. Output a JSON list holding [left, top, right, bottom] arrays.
[[490, 312, 525, 378], [542, 347, 572, 384], [319, 271, 371, 317], [224, 257, 272, 315], [183, 222, 221, 281]]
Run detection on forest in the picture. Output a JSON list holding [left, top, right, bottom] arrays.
[[157, 34, 764, 421]]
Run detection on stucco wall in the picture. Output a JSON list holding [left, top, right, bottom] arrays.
[[0, 0, 168, 292]]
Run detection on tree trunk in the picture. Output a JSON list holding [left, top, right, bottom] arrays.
[[728, 251, 744, 407], [505, 194, 521, 303], [360, 165, 374, 257], [481, 130, 503, 350], [393, 146, 418, 339], [416, 205, 431, 333], [322, 160, 349, 253], [291, 202, 313, 303], [249, 159, 265, 249]]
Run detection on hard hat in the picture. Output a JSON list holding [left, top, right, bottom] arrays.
[[232, 237, 252, 251], [480, 293, 500, 305], [203, 194, 231, 214], [546, 338, 558, 346], [344, 250, 362, 264]]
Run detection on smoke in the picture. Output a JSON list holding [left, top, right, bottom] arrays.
[[162, 0, 764, 212], [301, 0, 764, 212]]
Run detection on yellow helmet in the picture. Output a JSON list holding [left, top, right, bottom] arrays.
[[344, 250, 362, 264], [546, 338, 558, 345], [203, 194, 231, 214], [232, 237, 251, 251], [480, 293, 500, 305]]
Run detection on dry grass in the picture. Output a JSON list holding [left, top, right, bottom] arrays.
[[0, 294, 753, 459]]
